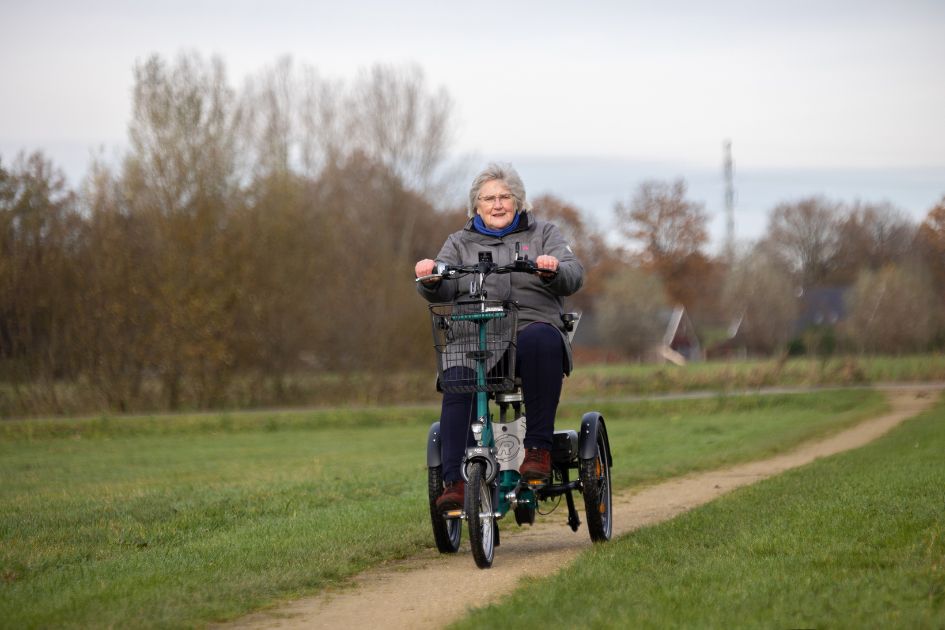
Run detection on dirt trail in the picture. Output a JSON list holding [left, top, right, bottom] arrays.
[[227, 387, 940, 630]]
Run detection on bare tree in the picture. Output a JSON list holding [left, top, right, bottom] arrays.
[[127, 52, 245, 215], [77, 159, 159, 410], [916, 197, 945, 306], [722, 247, 799, 354], [844, 263, 938, 353], [595, 267, 669, 358], [762, 197, 842, 288], [616, 178, 708, 266], [0, 152, 81, 382], [241, 56, 296, 180], [832, 201, 915, 283], [125, 52, 246, 408], [347, 64, 453, 194], [296, 67, 346, 176], [615, 178, 714, 313]]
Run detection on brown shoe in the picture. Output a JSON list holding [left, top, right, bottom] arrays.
[[519, 447, 552, 483], [435, 481, 465, 513]]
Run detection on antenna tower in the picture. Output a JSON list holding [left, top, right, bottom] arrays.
[[723, 139, 735, 260]]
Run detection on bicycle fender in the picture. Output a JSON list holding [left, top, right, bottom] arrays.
[[578, 412, 613, 466], [427, 421, 442, 468], [461, 446, 498, 484]]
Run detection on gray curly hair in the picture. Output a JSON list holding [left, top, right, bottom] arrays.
[[466, 162, 531, 217]]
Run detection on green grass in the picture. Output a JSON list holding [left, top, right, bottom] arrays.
[[567, 391, 886, 488], [456, 392, 945, 629], [3, 353, 944, 418], [0, 391, 884, 627], [567, 353, 945, 398], [0, 426, 430, 628]]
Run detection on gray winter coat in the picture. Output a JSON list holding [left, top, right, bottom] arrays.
[[417, 212, 584, 374]]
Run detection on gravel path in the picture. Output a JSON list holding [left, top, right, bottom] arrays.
[[225, 387, 940, 630]]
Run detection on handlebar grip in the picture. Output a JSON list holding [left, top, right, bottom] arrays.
[[415, 274, 443, 283], [504, 259, 558, 278]]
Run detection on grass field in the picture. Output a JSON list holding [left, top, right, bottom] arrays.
[[0, 390, 886, 628], [567, 354, 945, 400], [456, 393, 945, 629], [3, 353, 943, 418]]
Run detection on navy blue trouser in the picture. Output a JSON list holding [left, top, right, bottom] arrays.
[[440, 322, 566, 484]]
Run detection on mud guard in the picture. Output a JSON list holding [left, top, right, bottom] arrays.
[[426, 421, 442, 468], [462, 446, 499, 484], [578, 412, 613, 466]]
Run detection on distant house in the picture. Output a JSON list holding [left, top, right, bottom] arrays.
[[706, 313, 749, 360], [654, 305, 703, 365], [794, 286, 849, 335], [566, 311, 622, 364], [570, 306, 703, 364], [707, 286, 851, 358]]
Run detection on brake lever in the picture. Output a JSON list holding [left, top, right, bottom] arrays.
[[416, 264, 474, 283], [415, 273, 443, 283], [520, 258, 558, 279]]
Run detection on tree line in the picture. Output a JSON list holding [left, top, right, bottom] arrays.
[[599, 182, 944, 358], [1, 54, 463, 413], [2, 52, 944, 416]]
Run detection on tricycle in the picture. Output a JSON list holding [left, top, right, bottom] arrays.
[[418, 249, 613, 568]]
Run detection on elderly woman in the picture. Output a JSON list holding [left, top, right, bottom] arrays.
[[415, 162, 584, 512]]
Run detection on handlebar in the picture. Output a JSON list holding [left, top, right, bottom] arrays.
[[415, 257, 557, 284]]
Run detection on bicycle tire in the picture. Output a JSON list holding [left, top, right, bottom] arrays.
[[579, 431, 613, 542], [428, 466, 461, 553], [465, 461, 495, 568]]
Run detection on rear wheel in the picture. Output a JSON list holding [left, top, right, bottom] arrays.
[[428, 466, 461, 553], [579, 431, 612, 542], [465, 462, 495, 568]]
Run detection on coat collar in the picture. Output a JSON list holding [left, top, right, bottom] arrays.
[[464, 211, 532, 239]]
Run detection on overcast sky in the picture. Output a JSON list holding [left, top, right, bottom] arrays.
[[2, 0, 943, 247]]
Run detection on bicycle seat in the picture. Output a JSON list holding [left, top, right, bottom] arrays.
[[495, 378, 524, 403]]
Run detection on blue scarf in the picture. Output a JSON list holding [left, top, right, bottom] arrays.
[[473, 212, 521, 238]]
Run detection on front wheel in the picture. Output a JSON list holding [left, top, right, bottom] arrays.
[[579, 430, 613, 542], [465, 461, 495, 568], [428, 466, 461, 553]]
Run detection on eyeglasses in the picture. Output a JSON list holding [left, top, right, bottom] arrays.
[[477, 193, 515, 205]]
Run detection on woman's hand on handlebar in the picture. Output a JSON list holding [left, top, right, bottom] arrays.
[[415, 259, 439, 284], [536, 255, 559, 279]]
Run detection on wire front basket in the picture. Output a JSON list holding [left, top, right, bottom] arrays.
[[429, 300, 518, 393]]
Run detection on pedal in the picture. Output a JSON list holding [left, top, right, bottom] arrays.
[[443, 509, 463, 519]]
